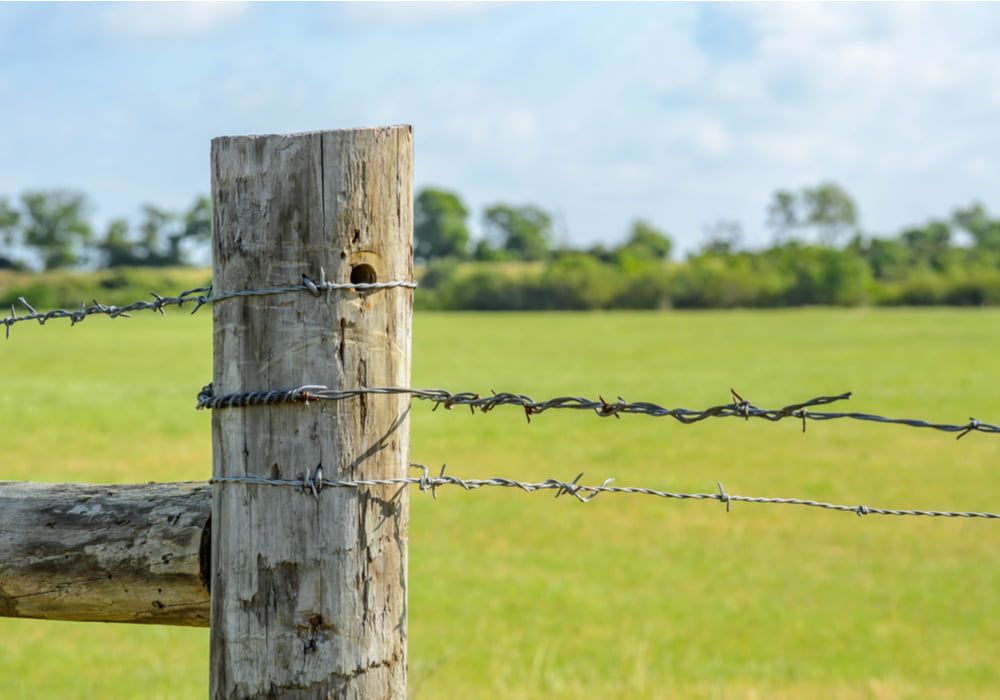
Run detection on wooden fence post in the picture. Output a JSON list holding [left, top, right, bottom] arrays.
[[210, 127, 413, 698], [0, 481, 211, 626]]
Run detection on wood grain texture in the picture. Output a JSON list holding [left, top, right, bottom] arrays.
[[0, 481, 210, 626], [210, 127, 413, 699]]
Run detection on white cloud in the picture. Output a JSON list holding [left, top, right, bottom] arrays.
[[5, 3, 1000, 254], [101, 2, 248, 39], [648, 3, 1000, 244], [965, 156, 995, 181], [608, 161, 658, 189], [691, 120, 731, 158], [438, 104, 542, 172], [334, 2, 500, 28]]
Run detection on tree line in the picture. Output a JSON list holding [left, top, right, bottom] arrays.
[[414, 182, 1000, 309], [2, 184, 1000, 309], [0, 193, 211, 270]]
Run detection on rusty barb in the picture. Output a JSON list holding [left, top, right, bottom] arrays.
[[195, 384, 998, 440], [2, 269, 416, 338], [206, 464, 1000, 521]]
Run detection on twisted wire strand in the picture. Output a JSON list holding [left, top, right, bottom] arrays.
[[195, 384, 998, 439], [2, 271, 416, 338], [209, 465, 1000, 520]]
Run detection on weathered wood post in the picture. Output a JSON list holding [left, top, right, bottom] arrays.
[[210, 127, 413, 698], [0, 481, 211, 626]]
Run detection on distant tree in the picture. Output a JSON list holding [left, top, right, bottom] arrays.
[[802, 182, 858, 246], [98, 218, 141, 267], [482, 203, 553, 261], [900, 220, 952, 271], [180, 196, 212, 243], [767, 189, 799, 243], [98, 206, 176, 267], [414, 188, 470, 261], [619, 219, 673, 260], [169, 196, 212, 265], [471, 238, 507, 261], [780, 246, 871, 306], [540, 253, 622, 309], [953, 203, 1000, 251], [587, 243, 615, 264], [0, 196, 18, 244], [419, 257, 460, 290], [766, 182, 859, 246], [699, 219, 744, 256], [20, 190, 93, 269], [862, 237, 911, 280], [0, 196, 20, 268], [95, 197, 212, 268], [139, 205, 175, 259]]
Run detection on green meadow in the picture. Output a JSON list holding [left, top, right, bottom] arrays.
[[1, 308, 998, 699]]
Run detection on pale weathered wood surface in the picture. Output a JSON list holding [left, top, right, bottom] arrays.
[[211, 127, 413, 698], [0, 481, 210, 626]]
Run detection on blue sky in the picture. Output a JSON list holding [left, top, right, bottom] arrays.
[[1, 2, 999, 253]]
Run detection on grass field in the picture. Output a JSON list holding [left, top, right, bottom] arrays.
[[1, 308, 998, 699]]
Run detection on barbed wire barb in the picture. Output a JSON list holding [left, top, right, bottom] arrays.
[[195, 383, 1000, 439], [717, 482, 732, 512], [207, 464, 1000, 521]]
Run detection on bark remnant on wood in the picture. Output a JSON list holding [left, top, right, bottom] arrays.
[[0, 481, 210, 626]]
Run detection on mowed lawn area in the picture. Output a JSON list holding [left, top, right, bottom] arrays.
[[1, 308, 998, 699]]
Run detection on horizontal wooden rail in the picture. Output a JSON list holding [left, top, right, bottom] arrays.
[[0, 481, 210, 627]]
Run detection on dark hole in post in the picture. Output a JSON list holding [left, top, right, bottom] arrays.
[[350, 263, 378, 290]]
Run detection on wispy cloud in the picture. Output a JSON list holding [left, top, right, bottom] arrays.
[[101, 2, 248, 39], [1, 3, 999, 250], [333, 2, 502, 28]]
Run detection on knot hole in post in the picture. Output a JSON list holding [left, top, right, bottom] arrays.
[[350, 263, 378, 292]]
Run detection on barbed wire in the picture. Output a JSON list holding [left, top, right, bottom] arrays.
[[196, 384, 997, 439], [1, 270, 416, 338], [209, 464, 1000, 520]]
